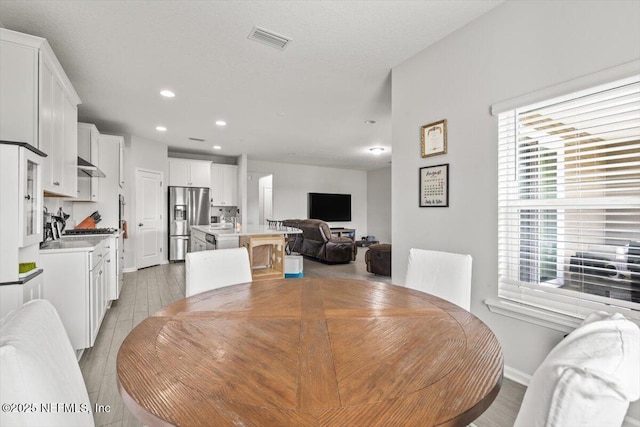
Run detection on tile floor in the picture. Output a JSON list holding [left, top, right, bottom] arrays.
[[79, 250, 524, 426]]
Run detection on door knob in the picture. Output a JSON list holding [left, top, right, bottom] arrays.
[[139, 223, 143, 226]]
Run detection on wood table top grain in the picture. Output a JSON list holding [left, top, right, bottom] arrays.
[[116, 278, 503, 427]]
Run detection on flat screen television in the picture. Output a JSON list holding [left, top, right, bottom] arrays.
[[308, 193, 351, 222]]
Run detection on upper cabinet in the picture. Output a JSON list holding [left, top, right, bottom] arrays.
[[168, 159, 211, 188], [76, 123, 100, 202], [0, 29, 81, 198], [0, 143, 45, 284], [210, 164, 238, 206]]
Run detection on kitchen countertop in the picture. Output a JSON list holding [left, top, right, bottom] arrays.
[[40, 235, 109, 253], [191, 224, 301, 238]]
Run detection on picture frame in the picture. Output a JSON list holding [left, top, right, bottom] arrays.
[[419, 164, 449, 207], [421, 119, 447, 158]]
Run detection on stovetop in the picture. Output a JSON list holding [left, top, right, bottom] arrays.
[[63, 228, 117, 235]]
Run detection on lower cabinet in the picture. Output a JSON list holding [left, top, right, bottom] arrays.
[[106, 234, 122, 301], [190, 228, 207, 252], [41, 239, 110, 350], [90, 255, 108, 345]]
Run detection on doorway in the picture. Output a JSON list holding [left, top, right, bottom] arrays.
[[247, 172, 273, 225], [259, 175, 273, 224], [135, 168, 164, 269]]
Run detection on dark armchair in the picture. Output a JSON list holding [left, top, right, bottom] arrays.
[[283, 219, 356, 264]]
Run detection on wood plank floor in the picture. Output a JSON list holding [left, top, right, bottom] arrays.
[[79, 250, 525, 427]]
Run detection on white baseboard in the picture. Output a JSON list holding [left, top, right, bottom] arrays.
[[503, 364, 531, 386], [504, 365, 640, 427], [124, 259, 169, 273]]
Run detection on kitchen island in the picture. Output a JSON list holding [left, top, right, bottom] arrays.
[[190, 224, 301, 250], [191, 224, 301, 238], [190, 224, 302, 280]]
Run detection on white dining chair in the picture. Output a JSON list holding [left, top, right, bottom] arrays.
[[0, 300, 95, 427], [405, 248, 473, 311], [514, 311, 640, 427], [185, 247, 252, 297]]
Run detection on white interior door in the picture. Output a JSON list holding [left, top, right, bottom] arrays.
[[261, 186, 273, 225], [136, 169, 163, 269]]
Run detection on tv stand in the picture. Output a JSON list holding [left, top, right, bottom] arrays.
[[330, 227, 355, 239]]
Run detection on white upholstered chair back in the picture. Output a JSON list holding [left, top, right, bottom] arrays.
[[405, 248, 473, 311], [0, 299, 94, 427], [185, 247, 252, 297], [514, 311, 640, 427]]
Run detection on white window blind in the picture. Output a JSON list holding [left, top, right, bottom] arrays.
[[498, 74, 640, 322]]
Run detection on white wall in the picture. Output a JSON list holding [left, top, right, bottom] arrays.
[[366, 167, 391, 243], [123, 135, 168, 270], [248, 160, 368, 233], [392, 0, 640, 420]]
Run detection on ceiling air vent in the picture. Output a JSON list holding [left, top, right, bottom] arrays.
[[188, 137, 206, 142], [248, 26, 292, 50]]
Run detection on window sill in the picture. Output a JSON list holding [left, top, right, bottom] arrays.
[[484, 298, 583, 333]]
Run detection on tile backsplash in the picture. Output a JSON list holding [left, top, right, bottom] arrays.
[[210, 206, 237, 222]]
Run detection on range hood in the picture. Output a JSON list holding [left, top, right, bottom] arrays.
[[77, 157, 106, 178]]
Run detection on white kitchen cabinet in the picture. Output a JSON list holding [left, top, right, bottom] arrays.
[[106, 234, 123, 300], [90, 253, 108, 345], [0, 271, 44, 318], [61, 87, 78, 197], [76, 123, 100, 202], [0, 143, 45, 284], [210, 163, 238, 206], [169, 159, 211, 187], [40, 50, 78, 197], [190, 228, 207, 253], [40, 239, 110, 350], [0, 29, 80, 197], [0, 31, 38, 148], [19, 147, 45, 247]]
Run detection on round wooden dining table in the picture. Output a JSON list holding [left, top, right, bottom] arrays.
[[117, 278, 503, 427]]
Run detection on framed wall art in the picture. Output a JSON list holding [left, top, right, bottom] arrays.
[[419, 164, 449, 207], [421, 119, 447, 158]]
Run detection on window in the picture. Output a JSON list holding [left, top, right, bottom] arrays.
[[496, 74, 640, 324]]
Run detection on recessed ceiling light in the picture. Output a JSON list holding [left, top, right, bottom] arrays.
[[156, 126, 167, 132], [215, 120, 226, 126], [369, 147, 384, 155], [365, 120, 376, 124], [160, 90, 175, 98], [212, 145, 222, 150]]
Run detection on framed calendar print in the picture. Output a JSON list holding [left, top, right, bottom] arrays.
[[419, 164, 449, 207]]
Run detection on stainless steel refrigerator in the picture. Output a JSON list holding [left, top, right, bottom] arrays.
[[169, 186, 210, 261]]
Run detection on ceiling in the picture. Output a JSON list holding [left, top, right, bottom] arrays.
[[0, 0, 503, 170]]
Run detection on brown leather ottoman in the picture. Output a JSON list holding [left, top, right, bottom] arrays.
[[365, 243, 391, 276]]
